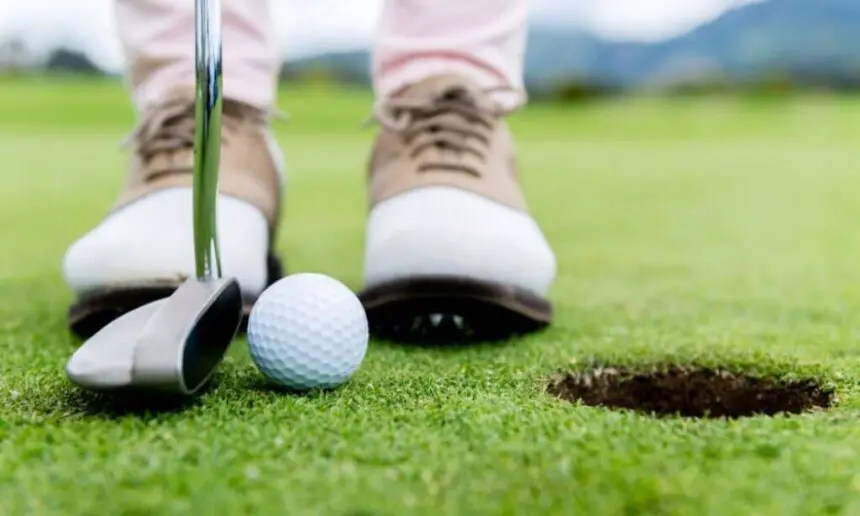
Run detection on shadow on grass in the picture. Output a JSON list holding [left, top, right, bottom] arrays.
[[370, 337, 518, 353], [54, 376, 224, 419], [238, 375, 344, 399]]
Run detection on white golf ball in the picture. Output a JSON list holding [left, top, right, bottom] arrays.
[[247, 273, 369, 391]]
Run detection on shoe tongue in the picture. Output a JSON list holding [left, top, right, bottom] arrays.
[[164, 85, 196, 101], [399, 75, 482, 105], [153, 86, 258, 120]]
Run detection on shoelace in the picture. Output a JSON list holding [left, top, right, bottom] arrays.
[[120, 99, 287, 163], [364, 85, 523, 176]]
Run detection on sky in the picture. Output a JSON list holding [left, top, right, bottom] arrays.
[[0, 0, 763, 71]]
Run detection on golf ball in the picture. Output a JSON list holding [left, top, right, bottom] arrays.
[[247, 273, 369, 391]]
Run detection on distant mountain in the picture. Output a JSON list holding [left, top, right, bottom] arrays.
[[282, 0, 860, 91], [582, 0, 860, 86]]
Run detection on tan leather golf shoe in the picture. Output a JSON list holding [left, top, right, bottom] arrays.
[[358, 75, 556, 342], [63, 90, 285, 339]]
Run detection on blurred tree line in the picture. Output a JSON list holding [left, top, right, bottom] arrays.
[[4, 40, 860, 103], [0, 38, 102, 76], [539, 69, 860, 103]]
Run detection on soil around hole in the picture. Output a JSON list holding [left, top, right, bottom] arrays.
[[547, 365, 834, 419]]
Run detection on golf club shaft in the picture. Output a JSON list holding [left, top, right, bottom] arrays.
[[193, 0, 223, 281]]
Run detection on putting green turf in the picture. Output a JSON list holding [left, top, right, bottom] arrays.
[[2, 77, 860, 514]]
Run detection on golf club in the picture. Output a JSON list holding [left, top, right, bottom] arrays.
[[64, 0, 242, 396]]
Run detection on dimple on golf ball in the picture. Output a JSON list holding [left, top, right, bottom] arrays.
[[247, 273, 369, 391]]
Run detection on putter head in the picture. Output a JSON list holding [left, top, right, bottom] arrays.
[[65, 277, 242, 395]]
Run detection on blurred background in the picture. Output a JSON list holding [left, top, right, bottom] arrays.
[[1, 0, 858, 100]]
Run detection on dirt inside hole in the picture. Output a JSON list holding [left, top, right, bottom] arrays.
[[547, 365, 834, 419]]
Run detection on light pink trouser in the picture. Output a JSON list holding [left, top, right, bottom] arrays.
[[115, 0, 529, 113]]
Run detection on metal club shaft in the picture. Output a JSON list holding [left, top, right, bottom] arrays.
[[193, 0, 223, 281]]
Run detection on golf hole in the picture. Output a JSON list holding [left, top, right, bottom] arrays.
[[547, 365, 834, 419]]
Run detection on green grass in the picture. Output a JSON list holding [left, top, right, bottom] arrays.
[[2, 77, 860, 514]]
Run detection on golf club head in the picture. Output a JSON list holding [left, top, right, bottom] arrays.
[[65, 277, 242, 395]]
